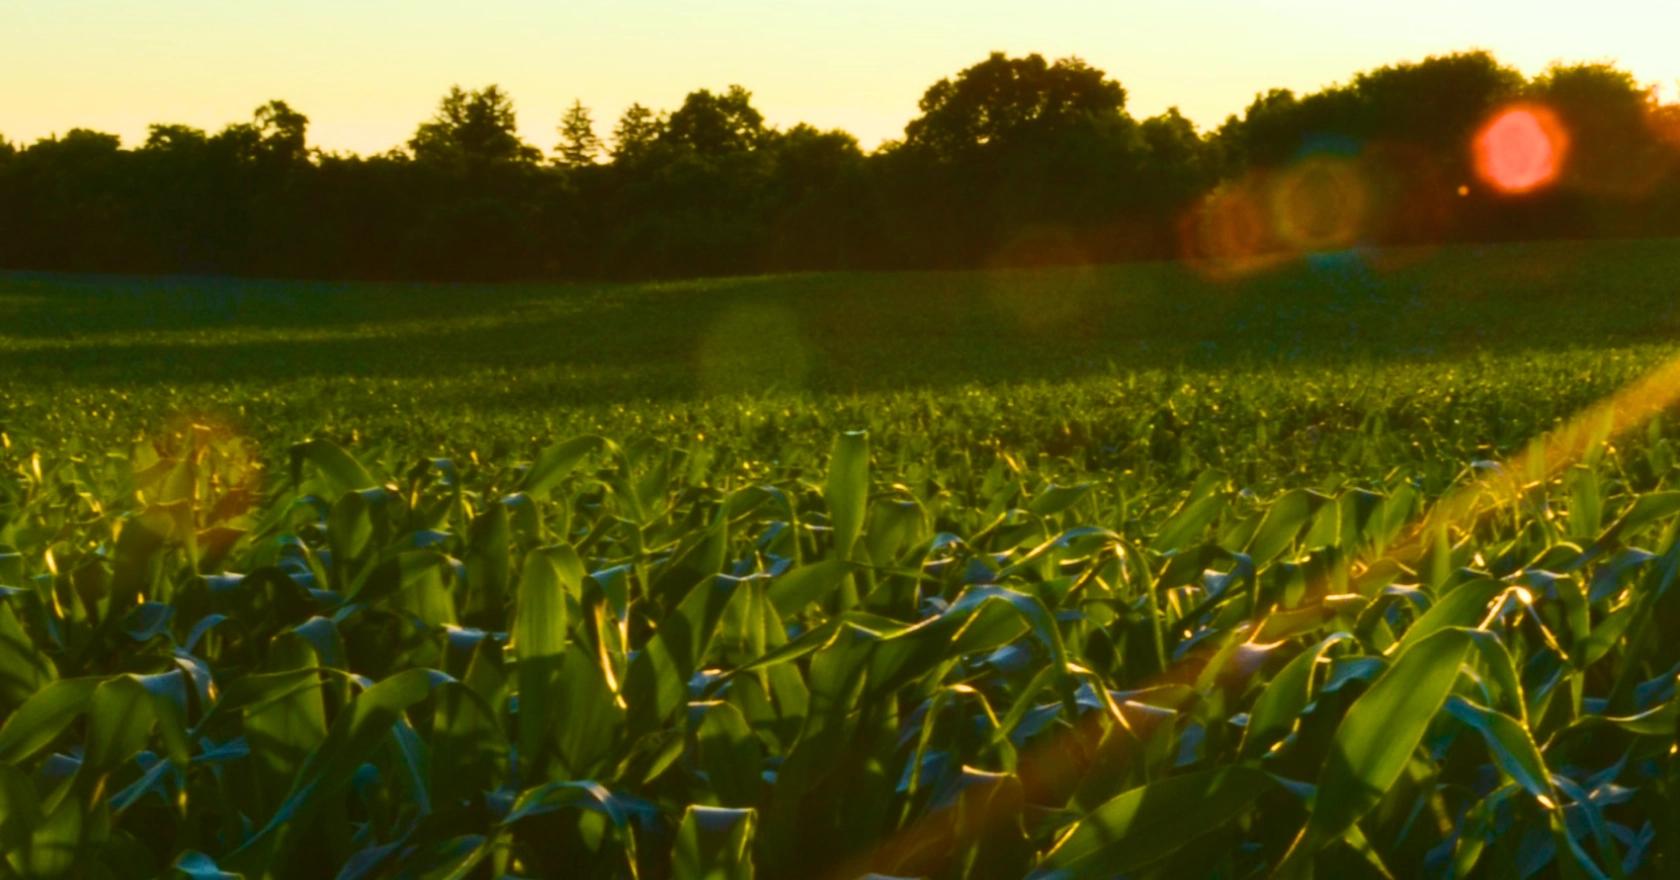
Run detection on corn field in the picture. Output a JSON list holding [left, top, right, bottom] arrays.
[[3, 410, 1680, 878], [7, 243, 1680, 876]]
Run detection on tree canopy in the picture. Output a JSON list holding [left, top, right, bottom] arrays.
[[1, 51, 1677, 281], [905, 52, 1129, 158], [408, 85, 542, 166]]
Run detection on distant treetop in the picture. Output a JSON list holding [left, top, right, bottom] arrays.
[[905, 52, 1129, 158], [409, 85, 542, 166]]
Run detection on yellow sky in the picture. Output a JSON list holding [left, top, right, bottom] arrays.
[[3, 1, 1677, 155]]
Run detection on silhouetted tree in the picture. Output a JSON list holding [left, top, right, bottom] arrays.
[[1213, 52, 1523, 174], [3, 129, 132, 271], [555, 99, 602, 166], [1207, 53, 1539, 247], [904, 53, 1128, 159], [143, 124, 208, 151], [610, 103, 661, 163], [1531, 63, 1662, 194], [409, 85, 541, 165], [2, 53, 1678, 282], [39, 128, 122, 154], [600, 86, 775, 277], [1521, 63, 1677, 236], [253, 100, 311, 166], [1136, 108, 1216, 220], [1352, 53, 1523, 150], [892, 52, 1148, 265], [1212, 88, 1297, 174], [764, 124, 870, 268], [661, 85, 765, 157]]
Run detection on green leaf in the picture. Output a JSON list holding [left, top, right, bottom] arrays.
[[198, 667, 334, 730], [552, 641, 624, 779], [626, 575, 748, 734], [463, 503, 511, 627], [430, 681, 507, 809], [68, 676, 163, 813], [1389, 578, 1500, 657], [0, 677, 101, 765], [1593, 490, 1680, 548], [1240, 632, 1353, 759], [289, 438, 377, 495], [521, 435, 611, 497], [651, 507, 729, 607], [342, 549, 450, 612], [240, 639, 329, 818], [22, 795, 81, 879], [229, 668, 451, 871], [1567, 466, 1604, 540], [1444, 697, 1554, 803], [766, 558, 852, 615], [1153, 494, 1225, 553], [826, 431, 869, 560], [691, 701, 761, 808], [1564, 698, 1679, 737], [0, 597, 56, 710], [1246, 489, 1332, 566], [1463, 628, 1528, 722], [1028, 482, 1092, 518], [171, 851, 244, 880], [514, 544, 580, 779], [1279, 627, 1473, 870], [1033, 767, 1273, 878], [0, 763, 39, 861], [674, 806, 755, 880]]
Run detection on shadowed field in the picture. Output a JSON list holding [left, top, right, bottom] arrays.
[[4, 237, 1679, 479]]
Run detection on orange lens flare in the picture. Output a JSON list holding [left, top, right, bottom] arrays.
[[1178, 182, 1289, 278], [1472, 105, 1569, 195]]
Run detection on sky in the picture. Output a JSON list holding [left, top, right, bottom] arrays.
[[3, 0, 1678, 156]]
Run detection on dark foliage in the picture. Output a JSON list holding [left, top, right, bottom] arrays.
[[2, 52, 1677, 282]]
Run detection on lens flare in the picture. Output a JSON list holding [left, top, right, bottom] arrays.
[[696, 302, 810, 396], [982, 256, 1102, 338], [1472, 105, 1569, 194], [1178, 181, 1288, 278], [1269, 155, 1368, 251]]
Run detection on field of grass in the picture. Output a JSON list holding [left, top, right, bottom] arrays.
[[4, 238, 1680, 877]]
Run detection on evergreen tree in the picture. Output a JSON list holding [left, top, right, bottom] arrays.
[[611, 103, 661, 163], [555, 99, 603, 166]]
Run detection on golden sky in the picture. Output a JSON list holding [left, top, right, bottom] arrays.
[[3, 0, 1677, 155]]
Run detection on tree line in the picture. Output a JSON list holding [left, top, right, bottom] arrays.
[[2, 51, 1677, 281]]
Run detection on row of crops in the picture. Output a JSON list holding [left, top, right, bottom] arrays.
[[2, 411, 1679, 879]]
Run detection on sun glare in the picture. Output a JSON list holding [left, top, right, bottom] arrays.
[[1472, 105, 1570, 194]]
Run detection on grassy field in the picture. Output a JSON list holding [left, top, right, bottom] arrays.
[[4, 238, 1680, 877]]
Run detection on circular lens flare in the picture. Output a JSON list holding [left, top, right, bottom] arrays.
[[1270, 155, 1368, 251], [1181, 183, 1266, 261], [1473, 105, 1569, 194]]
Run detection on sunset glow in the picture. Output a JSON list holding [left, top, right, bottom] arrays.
[[3, 1, 1678, 154]]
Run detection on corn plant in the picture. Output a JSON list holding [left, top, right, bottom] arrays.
[[1, 419, 1678, 879]]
